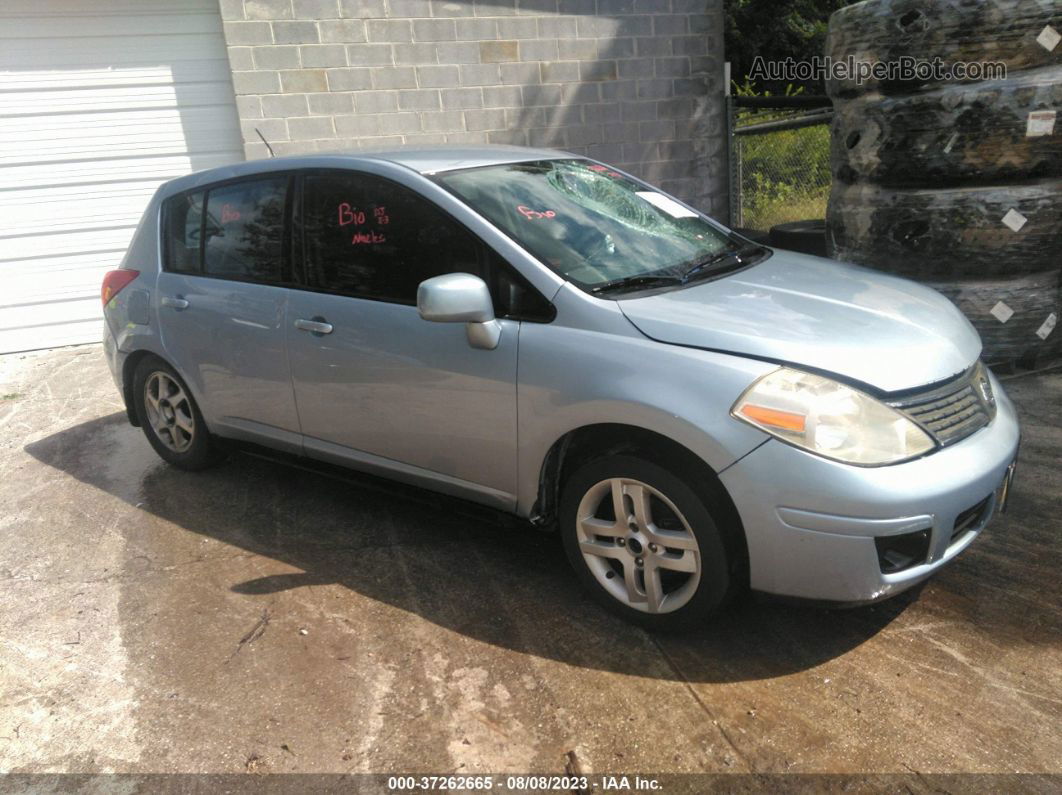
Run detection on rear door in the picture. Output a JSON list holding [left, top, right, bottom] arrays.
[[157, 174, 301, 452], [286, 169, 546, 508]]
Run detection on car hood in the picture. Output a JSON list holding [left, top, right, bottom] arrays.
[[617, 251, 981, 393]]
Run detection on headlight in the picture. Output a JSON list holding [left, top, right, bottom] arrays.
[[731, 368, 935, 465], [971, 361, 997, 416]]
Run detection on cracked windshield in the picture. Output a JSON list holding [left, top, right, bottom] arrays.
[[439, 159, 754, 293]]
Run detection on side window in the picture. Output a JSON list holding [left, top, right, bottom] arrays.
[[202, 176, 288, 283], [163, 191, 204, 274], [302, 172, 486, 304]]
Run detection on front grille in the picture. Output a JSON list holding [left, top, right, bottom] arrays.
[[887, 365, 994, 447]]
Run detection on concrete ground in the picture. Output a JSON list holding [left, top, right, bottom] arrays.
[[0, 345, 1059, 777]]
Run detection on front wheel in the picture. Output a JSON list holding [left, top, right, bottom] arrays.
[[560, 455, 733, 630], [133, 356, 224, 471]]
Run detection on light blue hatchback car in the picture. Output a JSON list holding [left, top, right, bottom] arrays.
[[102, 145, 1020, 629]]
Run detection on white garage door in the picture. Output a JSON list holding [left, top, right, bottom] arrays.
[[0, 0, 244, 353]]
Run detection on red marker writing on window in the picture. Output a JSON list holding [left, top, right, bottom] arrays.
[[221, 204, 241, 223], [352, 231, 386, 245], [587, 165, 622, 177], [518, 205, 556, 220], [373, 206, 390, 225], [338, 203, 366, 226]]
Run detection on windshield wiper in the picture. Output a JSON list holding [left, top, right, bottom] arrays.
[[591, 274, 683, 295], [592, 243, 770, 295], [681, 244, 768, 283]]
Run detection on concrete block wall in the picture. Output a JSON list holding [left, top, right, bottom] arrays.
[[218, 0, 726, 215]]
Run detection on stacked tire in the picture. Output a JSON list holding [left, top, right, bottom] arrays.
[[825, 0, 1062, 367]]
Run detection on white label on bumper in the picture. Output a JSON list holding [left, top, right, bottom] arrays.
[[991, 301, 1014, 323]]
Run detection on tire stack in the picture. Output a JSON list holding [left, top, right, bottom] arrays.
[[824, 0, 1062, 367]]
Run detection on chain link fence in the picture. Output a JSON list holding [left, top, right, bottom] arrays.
[[727, 96, 833, 232]]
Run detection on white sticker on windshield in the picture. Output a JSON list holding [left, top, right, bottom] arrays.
[[636, 191, 698, 219], [991, 301, 1014, 323], [1036, 313, 1057, 340]]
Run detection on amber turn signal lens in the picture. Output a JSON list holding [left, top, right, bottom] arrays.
[[738, 404, 806, 433]]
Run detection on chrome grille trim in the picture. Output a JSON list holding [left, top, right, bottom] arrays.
[[887, 365, 994, 447]]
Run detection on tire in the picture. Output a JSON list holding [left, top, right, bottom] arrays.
[[928, 271, 1061, 366], [825, 0, 1061, 99], [832, 66, 1062, 185], [559, 454, 734, 631], [826, 179, 1062, 279], [769, 219, 827, 257], [133, 356, 224, 471]]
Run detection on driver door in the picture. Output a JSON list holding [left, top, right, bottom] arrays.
[[285, 170, 524, 508]]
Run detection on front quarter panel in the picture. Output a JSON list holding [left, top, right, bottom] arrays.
[[516, 284, 773, 515], [718, 369, 1020, 600]]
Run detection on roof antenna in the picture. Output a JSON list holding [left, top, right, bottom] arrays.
[[255, 127, 276, 158]]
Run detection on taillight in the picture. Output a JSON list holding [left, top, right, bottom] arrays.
[[102, 270, 140, 306]]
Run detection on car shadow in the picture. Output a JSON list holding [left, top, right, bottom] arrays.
[[25, 412, 914, 683]]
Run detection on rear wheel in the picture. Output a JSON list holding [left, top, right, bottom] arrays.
[[560, 455, 733, 630], [133, 356, 223, 470]]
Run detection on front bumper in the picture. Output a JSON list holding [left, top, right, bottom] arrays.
[[719, 372, 1021, 603]]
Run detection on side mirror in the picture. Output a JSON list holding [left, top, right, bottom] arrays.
[[417, 273, 502, 350]]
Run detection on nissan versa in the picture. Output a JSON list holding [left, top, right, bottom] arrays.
[[101, 145, 1019, 629]]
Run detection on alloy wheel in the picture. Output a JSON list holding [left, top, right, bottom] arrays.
[[575, 477, 702, 613], [144, 371, 195, 453]]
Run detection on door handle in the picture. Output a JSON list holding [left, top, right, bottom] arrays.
[[161, 296, 189, 310], [294, 318, 333, 335]]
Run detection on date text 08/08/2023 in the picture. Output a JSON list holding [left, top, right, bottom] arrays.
[[386, 775, 662, 790]]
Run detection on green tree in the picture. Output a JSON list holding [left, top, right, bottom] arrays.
[[724, 0, 853, 94]]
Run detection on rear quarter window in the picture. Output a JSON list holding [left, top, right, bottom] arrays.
[[162, 191, 204, 274], [160, 175, 291, 285]]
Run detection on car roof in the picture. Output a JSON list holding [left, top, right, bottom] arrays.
[[355, 144, 574, 174], [159, 144, 575, 197]]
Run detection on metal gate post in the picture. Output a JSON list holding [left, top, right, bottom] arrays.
[[726, 94, 741, 228]]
